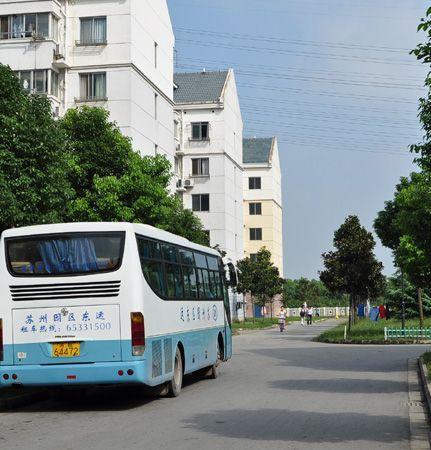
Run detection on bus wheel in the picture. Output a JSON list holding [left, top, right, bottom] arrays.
[[209, 343, 221, 379], [168, 347, 183, 397]]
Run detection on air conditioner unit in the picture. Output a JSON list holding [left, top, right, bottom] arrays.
[[54, 44, 64, 60], [184, 178, 194, 188], [176, 179, 186, 192]]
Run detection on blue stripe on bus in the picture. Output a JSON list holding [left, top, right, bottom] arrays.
[[0, 327, 226, 387]]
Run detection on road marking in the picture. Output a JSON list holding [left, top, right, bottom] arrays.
[[408, 358, 431, 450]]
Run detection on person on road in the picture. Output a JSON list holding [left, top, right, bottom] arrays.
[[300, 305, 306, 326], [307, 306, 313, 325], [278, 307, 286, 332]]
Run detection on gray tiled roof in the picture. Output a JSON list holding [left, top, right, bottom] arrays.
[[174, 71, 229, 104], [243, 137, 274, 164]]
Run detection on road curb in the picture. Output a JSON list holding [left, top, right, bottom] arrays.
[[408, 359, 431, 449], [0, 388, 48, 411]]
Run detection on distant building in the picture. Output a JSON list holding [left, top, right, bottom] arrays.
[[243, 137, 283, 276], [173, 69, 244, 316], [0, 0, 176, 162]]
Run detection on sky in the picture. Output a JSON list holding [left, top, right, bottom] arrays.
[[167, 0, 429, 279]]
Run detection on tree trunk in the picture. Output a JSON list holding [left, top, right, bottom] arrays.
[[418, 287, 424, 330], [270, 300, 273, 319]]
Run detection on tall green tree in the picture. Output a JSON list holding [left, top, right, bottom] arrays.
[[235, 248, 283, 320], [374, 173, 431, 326], [320, 215, 385, 330], [0, 64, 73, 233], [60, 106, 209, 246]]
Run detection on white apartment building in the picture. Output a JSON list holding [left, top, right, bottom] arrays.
[[0, 0, 175, 162], [173, 70, 244, 316]]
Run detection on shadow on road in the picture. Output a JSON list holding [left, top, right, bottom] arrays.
[[247, 346, 420, 373], [182, 408, 407, 444], [6, 374, 203, 413], [269, 378, 406, 394]]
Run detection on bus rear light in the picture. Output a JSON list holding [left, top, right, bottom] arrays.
[[67, 375, 76, 380], [131, 312, 145, 356], [3, 374, 9, 380], [118, 370, 124, 376], [12, 374, 17, 380], [0, 319, 3, 361], [127, 369, 134, 376]]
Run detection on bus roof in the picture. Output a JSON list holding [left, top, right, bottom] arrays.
[[1, 222, 220, 257]]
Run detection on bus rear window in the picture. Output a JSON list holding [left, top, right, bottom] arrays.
[[6, 232, 125, 276]]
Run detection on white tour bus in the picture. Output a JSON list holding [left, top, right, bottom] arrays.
[[0, 222, 233, 396]]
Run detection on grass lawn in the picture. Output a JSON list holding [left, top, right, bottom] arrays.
[[423, 352, 431, 380], [232, 316, 327, 332], [316, 317, 431, 343], [232, 318, 279, 331]]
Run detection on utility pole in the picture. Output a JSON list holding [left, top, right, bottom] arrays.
[[401, 271, 406, 332]]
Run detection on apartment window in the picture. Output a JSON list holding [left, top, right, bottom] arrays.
[[192, 194, 210, 212], [192, 158, 209, 176], [249, 202, 262, 215], [52, 15, 59, 42], [79, 73, 106, 101], [191, 122, 209, 141], [15, 70, 49, 93], [79, 16, 106, 45], [250, 228, 262, 241], [154, 42, 158, 68], [249, 177, 261, 190], [0, 13, 50, 40]]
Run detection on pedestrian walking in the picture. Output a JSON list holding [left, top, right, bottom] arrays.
[[300, 304, 306, 326], [307, 306, 313, 325], [278, 307, 286, 332]]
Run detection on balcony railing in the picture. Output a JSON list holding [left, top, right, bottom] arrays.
[[75, 39, 107, 46], [75, 95, 108, 103]]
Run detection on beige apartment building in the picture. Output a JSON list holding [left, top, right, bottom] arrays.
[[243, 137, 283, 277]]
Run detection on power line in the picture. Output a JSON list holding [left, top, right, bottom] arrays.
[[176, 38, 417, 67], [237, 82, 418, 105], [175, 27, 412, 54], [241, 107, 419, 129], [177, 55, 424, 83], [177, 62, 423, 91]]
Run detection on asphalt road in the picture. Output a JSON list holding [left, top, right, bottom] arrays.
[[0, 320, 428, 450]]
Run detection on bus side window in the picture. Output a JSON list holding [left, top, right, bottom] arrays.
[[137, 238, 166, 297], [165, 263, 183, 299]]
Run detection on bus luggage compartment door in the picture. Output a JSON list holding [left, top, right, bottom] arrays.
[[12, 305, 122, 365]]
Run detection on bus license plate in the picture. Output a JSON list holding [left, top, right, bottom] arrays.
[[52, 342, 80, 358]]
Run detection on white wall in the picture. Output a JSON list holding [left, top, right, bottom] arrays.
[[176, 70, 244, 265], [0, 0, 175, 163]]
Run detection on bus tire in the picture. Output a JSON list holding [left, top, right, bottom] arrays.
[[209, 343, 221, 379], [168, 347, 183, 397]]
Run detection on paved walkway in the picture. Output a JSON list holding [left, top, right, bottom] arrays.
[[0, 320, 429, 449]]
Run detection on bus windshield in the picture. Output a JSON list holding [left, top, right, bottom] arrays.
[[6, 232, 125, 276]]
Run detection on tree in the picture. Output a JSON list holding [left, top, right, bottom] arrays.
[[282, 278, 348, 308], [374, 172, 431, 326], [384, 273, 431, 319], [60, 106, 209, 246], [235, 248, 283, 320], [320, 215, 385, 330], [0, 64, 73, 233], [410, 6, 431, 171]]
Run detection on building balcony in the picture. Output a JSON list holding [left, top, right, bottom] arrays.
[[75, 39, 107, 47], [74, 96, 108, 103]]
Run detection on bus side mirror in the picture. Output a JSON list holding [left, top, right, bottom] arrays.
[[227, 262, 237, 287]]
